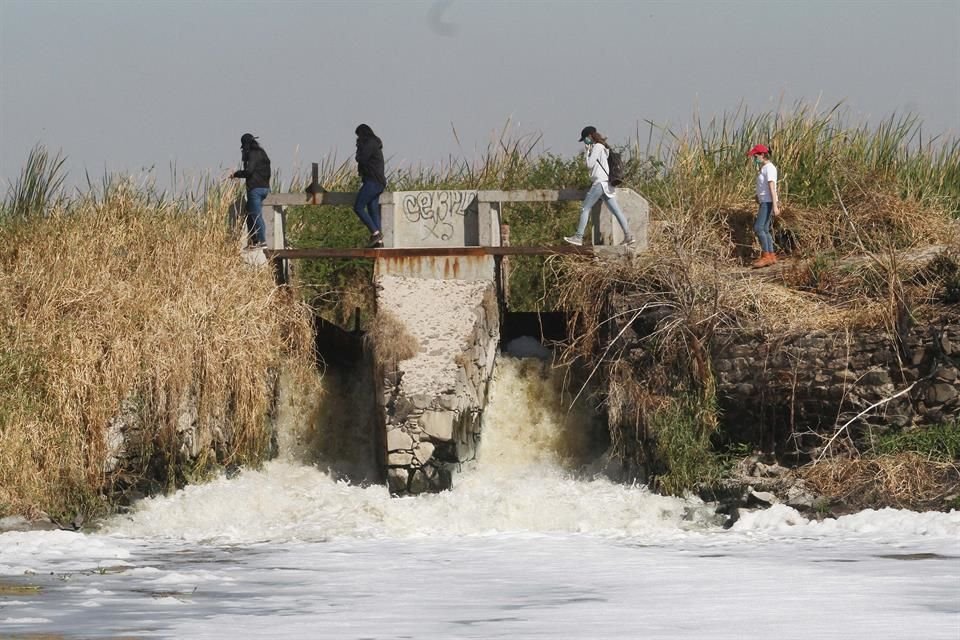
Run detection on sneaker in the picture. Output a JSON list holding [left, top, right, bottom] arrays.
[[563, 236, 583, 246], [367, 231, 384, 249], [623, 236, 636, 246]]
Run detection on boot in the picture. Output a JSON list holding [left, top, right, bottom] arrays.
[[751, 251, 777, 268]]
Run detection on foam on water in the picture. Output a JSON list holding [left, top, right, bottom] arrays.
[[101, 355, 960, 544], [3, 353, 960, 639], [101, 356, 703, 543]]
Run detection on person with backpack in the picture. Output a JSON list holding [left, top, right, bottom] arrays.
[[747, 144, 779, 268], [564, 126, 634, 247], [354, 124, 387, 248], [230, 133, 271, 248]]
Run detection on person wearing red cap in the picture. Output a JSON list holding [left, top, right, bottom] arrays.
[[747, 144, 779, 268]]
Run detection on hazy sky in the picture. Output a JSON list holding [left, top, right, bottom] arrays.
[[1, 0, 958, 187]]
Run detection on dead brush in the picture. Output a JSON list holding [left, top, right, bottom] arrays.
[[365, 309, 420, 370], [801, 453, 960, 511], [0, 178, 315, 520]]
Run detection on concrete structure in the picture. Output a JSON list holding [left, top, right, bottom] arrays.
[[260, 187, 649, 252], [256, 185, 650, 494]]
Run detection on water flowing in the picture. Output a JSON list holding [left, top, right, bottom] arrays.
[[1, 354, 958, 639]]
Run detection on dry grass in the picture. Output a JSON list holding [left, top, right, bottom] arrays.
[[0, 180, 315, 520], [365, 309, 420, 368], [553, 137, 958, 494], [801, 453, 960, 511]]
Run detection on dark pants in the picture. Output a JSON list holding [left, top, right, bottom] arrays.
[[354, 179, 384, 234], [246, 187, 269, 245]]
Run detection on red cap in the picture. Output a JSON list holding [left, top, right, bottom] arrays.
[[747, 144, 770, 156]]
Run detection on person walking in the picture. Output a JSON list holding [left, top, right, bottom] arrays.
[[564, 126, 634, 247], [747, 144, 779, 268], [230, 133, 271, 248], [354, 124, 387, 248]]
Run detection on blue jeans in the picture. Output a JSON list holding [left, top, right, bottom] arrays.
[[246, 187, 269, 245], [354, 179, 385, 234], [754, 201, 775, 253], [573, 182, 630, 239]]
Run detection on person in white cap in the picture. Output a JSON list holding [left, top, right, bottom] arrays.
[[746, 144, 779, 268], [564, 126, 634, 247]]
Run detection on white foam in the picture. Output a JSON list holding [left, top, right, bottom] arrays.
[[0, 530, 133, 573], [733, 504, 960, 539]]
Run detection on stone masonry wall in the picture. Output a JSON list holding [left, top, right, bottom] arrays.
[[375, 273, 499, 495], [711, 313, 960, 452], [608, 290, 959, 457]]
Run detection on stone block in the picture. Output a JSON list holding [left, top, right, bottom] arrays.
[[411, 394, 433, 410], [439, 393, 460, 411], [414, 441, 436, 465], [927, 383, 958, 405], [388, 451, 414, 466], [386, 428, 414, 451], [420, 409, 455, 441], [934, 367, 958, 382], [387, 468, 409, 492], [861, 370, 892, 386]]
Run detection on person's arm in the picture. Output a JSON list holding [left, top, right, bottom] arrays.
[[356, 139, 374, 174], [770, 179, 779, 215]]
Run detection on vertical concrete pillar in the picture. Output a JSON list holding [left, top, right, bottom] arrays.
[[380, 192, 395, 248]]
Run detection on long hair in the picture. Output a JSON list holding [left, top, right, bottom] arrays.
[[355, 123, 375, 138], [588, 131, 610, 149]]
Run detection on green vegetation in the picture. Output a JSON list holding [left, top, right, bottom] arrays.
[[2, 102, 957, 510], [286, 104, 959, 321], [868, 420, 960, 462], [550, 103, 958, 496]]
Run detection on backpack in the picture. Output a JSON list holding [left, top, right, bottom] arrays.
[[601, 148, 624, 187]]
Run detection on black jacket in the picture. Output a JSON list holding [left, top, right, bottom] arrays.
[[356, 135, 386, 186], [233, 146, 271, 190]]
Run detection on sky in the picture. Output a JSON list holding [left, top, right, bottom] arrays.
[[1, 0, 958, 188]]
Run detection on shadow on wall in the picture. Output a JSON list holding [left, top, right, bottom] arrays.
[[282, 316, 382, 485]]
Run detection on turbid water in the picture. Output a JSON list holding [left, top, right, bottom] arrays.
[[1, 355, 958, 639]]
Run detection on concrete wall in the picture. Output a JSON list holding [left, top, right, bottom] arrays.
[[596, 187, 649, 247], [374, 271, 500, 495]]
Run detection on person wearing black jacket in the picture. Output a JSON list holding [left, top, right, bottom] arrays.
[[354, 124, 386, 248], [230, 133, 271, 248]]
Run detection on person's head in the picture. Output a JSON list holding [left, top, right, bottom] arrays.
[[240, 133, 259, 151], [355, 124, 375, 139], [580, 125, 598, 144], [747, 144, 771, 165]]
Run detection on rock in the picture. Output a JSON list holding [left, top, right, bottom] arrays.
[[862, 370, 892, 386], [411, 394, 434, 410], [926, 383, 958, 405], [387, 468, 409, 492], [420, 409, 455, 441], [408, 469, 429, 494], [746, 489, 779, 508], [934, 367, 958, 382], [941, 334, 954, 355], [439, 393, 460, 411], [386, 428, 414, 451], [785, 484, 815, 510], [0, 515, 58, 533], [388, 451, 413, 466], [414, 441, 436, 465], [755, 462, 789, 478]]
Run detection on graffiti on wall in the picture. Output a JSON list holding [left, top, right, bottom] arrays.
[[400, 191, 475, 241]]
